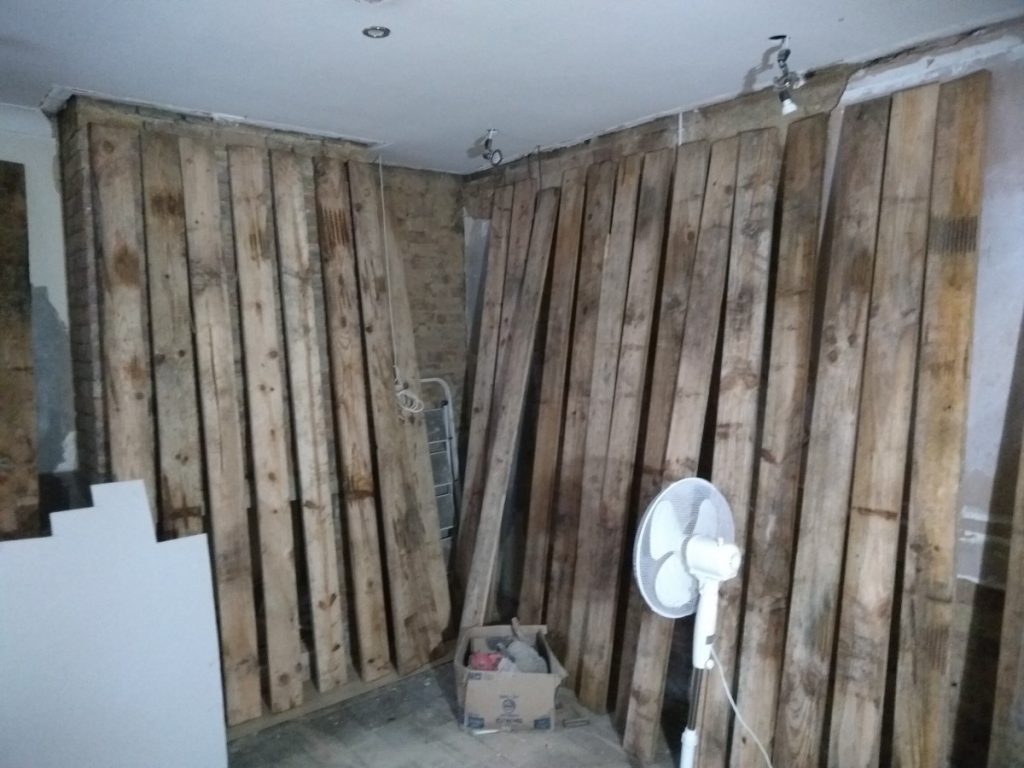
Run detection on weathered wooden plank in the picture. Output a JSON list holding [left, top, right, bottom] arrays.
[[271, 151, 347, 692], [496, 179, 539, 367], [895, 71, 990, 768], [458, 179, 534, 567], [140, 132, 204, 538], [773, 97, 891, 766], [228, 146, 303, 713], [697, 128, 781, 767], [991, 402, 1024, 767], [730, 114, 827, 765], [479, 178, 538, 620], [578, 148, 675, 711], [0, 161, 37, 538], [622, 136, 740, 761], [613, 141, 711, 726], [566, 154, 643, 688], [827, 84, 939, 768], [518, 167, 586, 623], [382, 194, 452, 633], [314, 157, 392, 682], [348, 161, 443, 671], [455, 186, 513, 590], [89, 125, 157, 507], [545, 162, 616, 653], [459, 188, 560, 630], [180, 137, 262, 725]]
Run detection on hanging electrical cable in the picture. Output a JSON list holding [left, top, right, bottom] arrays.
[[377, 155, 425, 415]]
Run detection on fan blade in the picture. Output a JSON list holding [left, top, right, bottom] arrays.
[[654, 553, 692, 608], [649, 499, 684, 560], [692, 497, 718, 538]]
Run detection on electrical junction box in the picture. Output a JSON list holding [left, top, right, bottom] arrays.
[[454, 624, 566, 732]]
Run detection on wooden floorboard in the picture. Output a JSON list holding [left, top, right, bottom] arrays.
[[272, 151, 348, 692], [699, 128, 781, 768], [314, 157, 392, 683], [613, 141, 710, 728], [518, 167, 586, 624], [545, 162, 616, 654], [460, 188, 559, 630], [894, 71, 990, 767], [229, 145, 304, 713], [348, 161, 443, 672], [578, 148, 674, 711], [140, 132, 205, 537], [772, 98, 891, 766], [827, 85, 939, 768], [566, 155, 643, 689], [456, 185, 514, 590], [622, 136, 740, 762], [730, 115, 826, 764], [180, 137, 262, 725], [89, 124, 157, 509]]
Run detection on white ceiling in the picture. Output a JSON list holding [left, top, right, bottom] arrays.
[[1, 0, 1019, 173]]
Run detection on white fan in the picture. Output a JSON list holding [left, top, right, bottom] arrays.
[[633, 477, 748, 768]]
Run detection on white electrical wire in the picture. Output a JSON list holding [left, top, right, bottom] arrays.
[[708, 646, 774, 768], [377, 156, 425, 415]]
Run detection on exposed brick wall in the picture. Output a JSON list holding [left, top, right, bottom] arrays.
[[383, 167, 466, 418], [58, 100, 107, 482]]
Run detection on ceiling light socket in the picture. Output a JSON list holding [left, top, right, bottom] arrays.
[[362, 26, 391, 39]]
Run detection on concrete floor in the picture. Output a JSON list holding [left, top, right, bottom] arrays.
[[229, 663, 675, 768]]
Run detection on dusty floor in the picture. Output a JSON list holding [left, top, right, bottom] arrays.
[[228, 663, 675, 768]]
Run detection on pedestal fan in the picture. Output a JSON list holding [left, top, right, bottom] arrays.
[[633, 477, 772, 768]]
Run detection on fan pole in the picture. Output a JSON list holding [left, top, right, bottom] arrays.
[[681, 668, 704, 768]]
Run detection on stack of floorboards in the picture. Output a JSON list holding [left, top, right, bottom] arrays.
[[459, 71, 991, 766], [84, 126, 450, 724]]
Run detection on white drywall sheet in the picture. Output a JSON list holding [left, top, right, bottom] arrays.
[[0, 481, 228, 768]]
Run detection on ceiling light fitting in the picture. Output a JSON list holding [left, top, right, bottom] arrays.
[[482, 129, 503, 167], [362, 25, 391, 39], [770, 34, 802, 116]]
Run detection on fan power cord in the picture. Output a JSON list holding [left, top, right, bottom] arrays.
[[708, 645, 774, 768]]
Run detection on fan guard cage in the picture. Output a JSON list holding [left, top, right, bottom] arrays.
[[633, 477, 734, 619]]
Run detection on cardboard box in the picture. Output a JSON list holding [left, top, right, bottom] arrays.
[[454, 624, 567, 731]]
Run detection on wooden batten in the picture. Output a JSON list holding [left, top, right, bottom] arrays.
[[773, 97, 891, 766], [894, 70, 990, 767], [622, 136, 740, 762], [0, 161, 38, 538], [518, 167, 586, 623], [730, 114, 827, 764], [699, 127, 781, 768], [271, 151, 348, 692], [228, 145, 304, 713], [313, 157, 392, 682], [140, 132, 205, 538]]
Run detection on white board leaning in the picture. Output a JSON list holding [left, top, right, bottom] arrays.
[[0, 480, 228, 768]]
